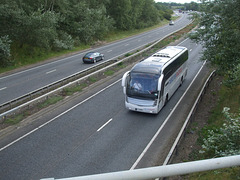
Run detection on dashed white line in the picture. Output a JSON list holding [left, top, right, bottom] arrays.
[[0, 87, 7, 91], [125, 44, 129, 46], [0, 79, 121, 152], [97, 118, 113, 132], [107, 50, 112, 53], [46, 69, 56, 74]]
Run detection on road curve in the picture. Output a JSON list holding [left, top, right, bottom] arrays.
[[0, 13, 192, 105], [0, 38, 208, 180]]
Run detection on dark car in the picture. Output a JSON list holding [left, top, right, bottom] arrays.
[[82, 52, 104, 63]]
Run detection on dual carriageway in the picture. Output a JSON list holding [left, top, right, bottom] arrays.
[[0, 13, 216, 179]]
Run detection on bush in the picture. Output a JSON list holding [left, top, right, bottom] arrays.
[[200, 107, 240, 157], [0, 35, 12, 67], [224, 64, 240, 88], [53, 31, 74, 51]]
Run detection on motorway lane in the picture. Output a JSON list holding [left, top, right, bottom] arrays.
[[0, 38, 204, 180], [0, 13, 192, 105]]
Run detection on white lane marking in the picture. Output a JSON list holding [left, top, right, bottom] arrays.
[[97, 118, 113, 132], [46, 69, 56, 74], [125, 44, 129, 46], [190, 49, 192, 52], [107, 50, 112, 53], [0, 79, 121, 152], [0, 87, 7, 91]]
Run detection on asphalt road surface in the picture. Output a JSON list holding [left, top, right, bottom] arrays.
[[0, 37, 208, 180], [0, 13, 192, 105]]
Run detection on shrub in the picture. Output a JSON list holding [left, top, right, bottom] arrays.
[[199, 107, 240, 157], [0, 35, 12, 67]]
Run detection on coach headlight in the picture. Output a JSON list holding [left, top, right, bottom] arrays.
[[154, 99, 158, 106]]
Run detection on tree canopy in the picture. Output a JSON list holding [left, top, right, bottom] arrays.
[[0, 0, 173, 67], [190, 0, 240, 87]]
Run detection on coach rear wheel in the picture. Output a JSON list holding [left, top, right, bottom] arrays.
[[179, 76, 184, 87]]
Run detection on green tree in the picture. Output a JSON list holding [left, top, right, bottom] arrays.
[[0, 1, 59, 50], [23, 9, 59, 50], [54, 0, 114, 44], [190, 0, 240, 86], [0, 2, 25, 41], [0, 36, 12, 67], [155, 2, 173, 21], [185, 2, 199, 11], [140, 0, 160, 27], [129, 0, 145, 29], [107, 0, 132, 30]]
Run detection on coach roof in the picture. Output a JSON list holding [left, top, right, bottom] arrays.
[[131, 57, 164, 75], [131, 46, 187, 75]]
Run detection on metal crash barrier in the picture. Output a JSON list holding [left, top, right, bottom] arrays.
[[41, 155, 240, 180]]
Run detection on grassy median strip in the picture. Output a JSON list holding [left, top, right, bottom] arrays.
[[38, 96, 64, 109]]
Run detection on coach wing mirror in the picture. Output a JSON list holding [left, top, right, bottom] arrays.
[[157, 74, 164, 91], [122, 71, 130, 94]]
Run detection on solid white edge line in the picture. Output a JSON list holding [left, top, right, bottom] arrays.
[[97, 118, 113, 132], [154, 61, 207, 180], [130, 47, 205, 170], [0, 79, 121, 152], [177, 37, 189, 45], [163, 61, 208, 166]]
